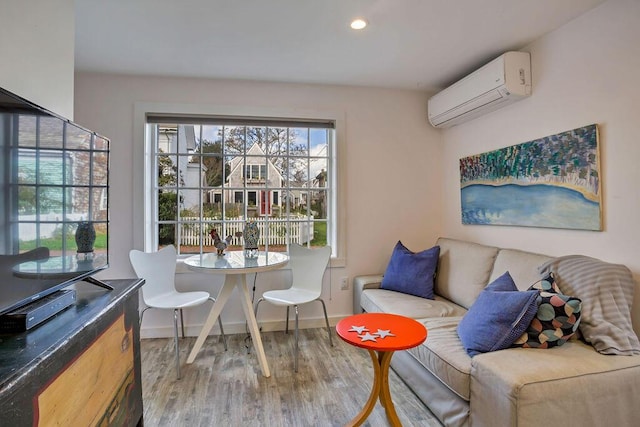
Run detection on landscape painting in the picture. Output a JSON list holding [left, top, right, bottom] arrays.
[[460, 124, 602, 230]]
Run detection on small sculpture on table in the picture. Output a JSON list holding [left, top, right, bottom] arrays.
[[242, 221, 260, 259], [210, 228, 232, 256], [75, 221, 96, 260], [210, 228, 242, 256]]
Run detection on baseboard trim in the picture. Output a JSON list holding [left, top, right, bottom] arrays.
[[140, 315, 343, 339]]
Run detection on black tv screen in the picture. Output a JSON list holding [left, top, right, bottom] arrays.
[[0, 87, 109, 316]]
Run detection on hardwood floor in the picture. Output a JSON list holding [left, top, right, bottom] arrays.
[[140, 328, 442, 426]]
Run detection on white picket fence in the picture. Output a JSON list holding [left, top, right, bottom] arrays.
[[179, 216, 314, 246]]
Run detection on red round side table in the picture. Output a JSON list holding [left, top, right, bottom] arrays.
[[336, 313, 428, 427]]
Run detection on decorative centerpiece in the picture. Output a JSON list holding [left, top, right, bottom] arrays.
[[243, 221, 260, 258], [210, 228, 242, 256], [75, 221, 96, 260]]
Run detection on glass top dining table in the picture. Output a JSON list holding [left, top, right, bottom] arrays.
[[183, 251, 289, 274], [183, 250, 289, 377]]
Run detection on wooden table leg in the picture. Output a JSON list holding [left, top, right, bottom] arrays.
[[186, 275, 235, 364], [346, 349, 400, 427], [237, 274, 271, 378], [346, 349, 381, 427], [378, 351, 401, 426]]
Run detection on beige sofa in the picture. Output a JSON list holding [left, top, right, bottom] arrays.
[[353, 237, 640, 427]]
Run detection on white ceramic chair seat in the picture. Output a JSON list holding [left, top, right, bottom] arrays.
[[145, 291, 210, 309], [262, 288, 319, 306]]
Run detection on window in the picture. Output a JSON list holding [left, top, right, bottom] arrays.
[[243, 164, 267, 181], [144, 116, 336, 257]]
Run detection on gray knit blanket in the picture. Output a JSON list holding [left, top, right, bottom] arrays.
[[539, 255, 640, 356]]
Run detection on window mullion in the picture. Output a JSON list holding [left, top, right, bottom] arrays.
[[175, 125, 181, 254], [221, 125, 226, 240], [261, 129, 267, 248], [198, 125, 204, 255], [285, 129, 291, 249]]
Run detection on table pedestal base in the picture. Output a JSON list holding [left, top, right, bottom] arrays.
[[186, 274, 271, 377], [347, 349, 400, 427]]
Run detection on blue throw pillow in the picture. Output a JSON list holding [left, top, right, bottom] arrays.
[[381, 241, 440, 299], [457, 272, 539, 357], [484, 270, 520, 292]]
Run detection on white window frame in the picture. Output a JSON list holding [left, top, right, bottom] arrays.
[[133, 102, 346, 267]]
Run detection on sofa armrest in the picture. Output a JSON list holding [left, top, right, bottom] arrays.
[[353, 274, 383, 314]]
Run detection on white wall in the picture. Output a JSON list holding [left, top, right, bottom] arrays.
[[440, 0, 640, 333], [73, 74, 442, 336], [0, 0, 75, 119]]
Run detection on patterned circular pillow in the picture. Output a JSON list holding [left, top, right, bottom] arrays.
[[512, 273, 582, 349]]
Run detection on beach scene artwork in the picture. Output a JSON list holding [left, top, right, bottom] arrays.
[[460, 124, 601, 230]]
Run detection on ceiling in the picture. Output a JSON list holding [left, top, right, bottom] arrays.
[[74, 0, 606, 92]]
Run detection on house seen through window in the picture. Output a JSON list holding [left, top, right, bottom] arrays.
[[146, 117, 335, 255]]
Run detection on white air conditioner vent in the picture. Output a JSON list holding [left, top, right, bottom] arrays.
[[428, 51, 531, 128]]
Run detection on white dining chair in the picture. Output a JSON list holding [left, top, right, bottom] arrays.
[[254, 243, 333, 372], [129, 245, 227, 379]]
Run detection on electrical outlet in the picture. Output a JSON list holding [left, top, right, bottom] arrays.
[[340, 276, 349, 290]]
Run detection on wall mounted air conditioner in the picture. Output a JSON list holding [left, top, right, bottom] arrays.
[[428, 51, 531, 128]]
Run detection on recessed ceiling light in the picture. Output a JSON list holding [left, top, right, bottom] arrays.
[[350, 18, 367, 30]]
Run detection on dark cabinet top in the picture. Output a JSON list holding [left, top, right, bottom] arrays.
[[0, 278, 143, 393]]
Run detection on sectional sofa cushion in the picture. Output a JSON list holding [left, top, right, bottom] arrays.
[[457, 272, 539, 356], [470, 342, 640, 427], [489, 248, 552, 290], [408, 317, 473, 400], [435, 238, 499, 309], [360, 288, 468, 319], [381, 241, 439, 299]]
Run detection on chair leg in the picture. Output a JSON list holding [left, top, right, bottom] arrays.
[[248, 298, 266, 355], [254, 297, 264, 320], [179, 308, 185, 338], [254, 297, 265, 333], [139, 306, 151, 327], [285, 306, 290, 334], [294, 305, 299, 373], [209, 297, 228, 351], [318, 298, 334, 347], [218, 317, 228, 352], [173, 309, 181, 380]]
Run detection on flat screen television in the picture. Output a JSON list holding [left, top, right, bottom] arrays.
[[0, 86, 110, 317]]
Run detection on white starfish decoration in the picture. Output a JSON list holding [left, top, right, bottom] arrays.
[[359, 332, 378, 342], [374, 329, 395, 339], [348, 325, 369, 334]]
